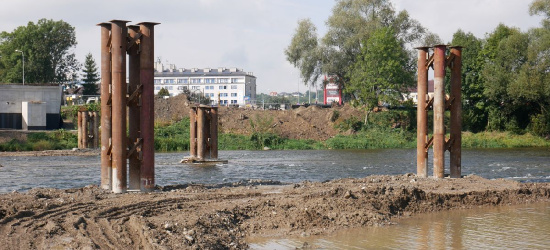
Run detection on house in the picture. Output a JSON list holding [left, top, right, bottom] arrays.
[[404, 80, 435, 105]]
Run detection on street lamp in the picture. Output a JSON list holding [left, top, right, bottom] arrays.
[[15, 49, 24, 85]]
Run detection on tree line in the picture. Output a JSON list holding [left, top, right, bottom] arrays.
[[286, 0, 550, 136], [0, 18, 99, 96]]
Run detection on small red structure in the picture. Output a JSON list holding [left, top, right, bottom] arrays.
[[323, 75, 342, 105]]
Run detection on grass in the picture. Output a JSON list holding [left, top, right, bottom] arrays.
[[1, 116, 549, 152]]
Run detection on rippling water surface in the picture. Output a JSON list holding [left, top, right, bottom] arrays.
[[0, 148, 549, 193]]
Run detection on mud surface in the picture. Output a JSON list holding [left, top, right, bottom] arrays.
[[1, 175, 549, 249]]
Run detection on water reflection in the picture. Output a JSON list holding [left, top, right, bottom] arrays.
[[249, 202, 550, 249]]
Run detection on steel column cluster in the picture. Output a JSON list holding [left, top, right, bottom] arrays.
[[98, 20, 159, 193], [416, 45, 463, 178], [189, 106, 219, 161], [77, 108, 99, 149]]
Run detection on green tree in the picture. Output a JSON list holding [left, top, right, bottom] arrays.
[[157, 87, 170, 97], [285, 0, 426, 94], [81, 53, 99, 96], [530, 0, 550, 28], [0, 19, 79, 84], [451, 30, 486, 132], [346, 27, 414, 124], [284, 19, 321, 87]]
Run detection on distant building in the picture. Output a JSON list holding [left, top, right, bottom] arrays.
[[0, 84, 63, 130], [153, 60, 257, 106], [404, 80, 435, 105]]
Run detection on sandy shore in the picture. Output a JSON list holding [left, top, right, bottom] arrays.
[[0, 174, 549, 249]]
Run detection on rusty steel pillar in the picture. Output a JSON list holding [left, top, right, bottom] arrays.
[[92, 112, 99, 148], [210, 107, 218, 159], [205, 109, 212, 158], [98, 22, 112, 190], [139, 22, 159, 192], [197, 107, 207, 161], [110, 20, 129, 193], [128, 25, 142, 190], [450, 46, 463, 178], [77, 110, 82, 148], [82, 110, 89, 148], [433, 45, 446, 179], [190, 107, 197, 159], [416, 47, 430, 178]]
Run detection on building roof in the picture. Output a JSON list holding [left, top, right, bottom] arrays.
[[155, 67, 256, 78]]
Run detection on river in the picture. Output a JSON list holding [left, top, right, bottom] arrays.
[[0, 148, 549, 193], [1, 148, 549, 249]]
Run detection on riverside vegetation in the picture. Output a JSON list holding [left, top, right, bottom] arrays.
[[2, 105, 550, 152]]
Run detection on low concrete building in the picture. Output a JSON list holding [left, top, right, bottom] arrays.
[[0, 84, 63, 130]]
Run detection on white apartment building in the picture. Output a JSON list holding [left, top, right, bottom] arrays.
[[153, 61, 257, 106]]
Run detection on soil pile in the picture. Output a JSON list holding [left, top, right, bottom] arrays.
[[1, 175, 548, 249], [154, 94, 363, 141]]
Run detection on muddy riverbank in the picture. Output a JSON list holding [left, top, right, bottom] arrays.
[[1, 175, 549, 249]]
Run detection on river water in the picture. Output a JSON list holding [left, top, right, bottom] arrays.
[[1, 148, 549, 193], [1, 148, 549, 249]]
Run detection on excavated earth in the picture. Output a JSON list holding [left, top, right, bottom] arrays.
[[1, 175, 549, 249]]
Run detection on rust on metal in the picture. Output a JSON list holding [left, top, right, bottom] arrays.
[[210, 107, 219, 160], [190, 108, 197, 158], [139, 22, 159, 192], [415, 47, 430, 178], [128, 24, 142, 191], [449, 46, 463, 178], [432, 45, 447, 179], [98, 22, 112, 190], [110, 20, 129, 193]]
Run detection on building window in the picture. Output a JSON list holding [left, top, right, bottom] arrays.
[[220, 93, 228, 97], [231, 78, 241, 83], [191, 86, 200, 90], [155, 86, 161, 90], [205, 86, 214, 90], [231, 93, 237, 97], [177, 79, 188, 84], [222, 100, 228, 104], [164, 79, 174, 84], [191, 78, 202, 84], [231, 100, 238, 104], [231, 85, 238, 89], [154, 79, 162, 84], [219, 85, 227, 90], [205, 78, 216, 84], [219, 78, 229, 83]]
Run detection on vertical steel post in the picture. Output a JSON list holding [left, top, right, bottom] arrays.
[[190, 107, 197, 159], [93, 111, 99, 148], [138, 22, 159, 192], [205, 109, 211, 159], [98, 22, 112, 190], [450, 46, 463, 178], [416, 47, 429, 178], [433, 45, 446, 179], [210, 107, 218, 160], [197, 107, 206, 160], [82, 110, 89, 148], [110, 20, 129, 193], [77, 110, 82, 148], [128, 25, 141, 190]]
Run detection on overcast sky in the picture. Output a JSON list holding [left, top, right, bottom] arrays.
[[0, 0, 544, 93]]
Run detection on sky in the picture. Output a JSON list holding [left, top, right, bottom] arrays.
[[0, 0, 544, 93]]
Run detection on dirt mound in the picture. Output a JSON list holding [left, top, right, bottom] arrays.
[[1, 175, 548, 249]]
